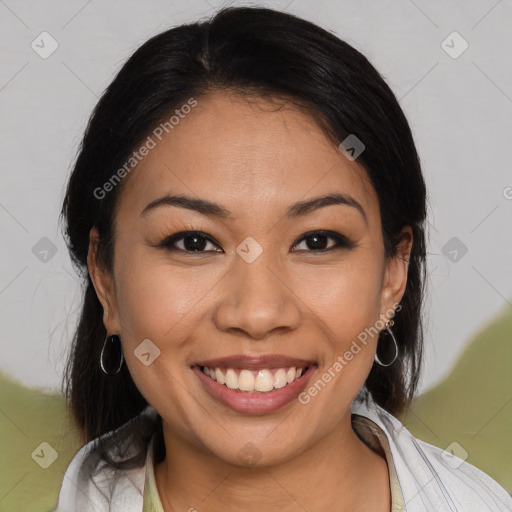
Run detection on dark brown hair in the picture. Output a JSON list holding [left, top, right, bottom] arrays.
[[60, 5, 427, 469]]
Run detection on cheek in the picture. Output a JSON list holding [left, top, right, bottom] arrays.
[[300, 255, 384, 340], [112, 253, 200, 413], [113, 246, 210, 342], [296, 257, 383, 415], [116, 270, 177, 343], [299, 252, 384, 402]]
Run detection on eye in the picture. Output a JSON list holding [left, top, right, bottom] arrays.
[[291, 230, 355, 253], [158, 231, 223, 253], [156, 229, 355, 254]]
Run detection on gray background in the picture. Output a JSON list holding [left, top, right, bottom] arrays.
[[1, 0, 511, 395]]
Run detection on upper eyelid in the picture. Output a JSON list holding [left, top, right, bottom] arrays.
[[161, 232, 220, 250]]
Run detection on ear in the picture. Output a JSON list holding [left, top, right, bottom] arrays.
[[379, 225, 413, 319], [87, 226, 121, 334]]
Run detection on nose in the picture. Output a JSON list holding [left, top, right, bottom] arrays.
[[213, 252, 302, 340]]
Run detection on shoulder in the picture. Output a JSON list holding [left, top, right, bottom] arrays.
[[55, 407, 157, 512], [352, 395, 512, 511], [411, 435, 512, 511]]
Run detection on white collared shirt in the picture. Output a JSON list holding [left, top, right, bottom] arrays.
[[55, 395, 512, 511]]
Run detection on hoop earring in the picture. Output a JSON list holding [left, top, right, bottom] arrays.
[[374, 319, 399, 367], [100, 334, 124, 375]]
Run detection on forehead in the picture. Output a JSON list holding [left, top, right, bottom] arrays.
[[117, 91, 378, 223]]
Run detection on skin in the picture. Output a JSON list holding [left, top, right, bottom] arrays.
[[88, 90, 412, 512]]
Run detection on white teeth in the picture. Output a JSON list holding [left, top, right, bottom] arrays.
[[225, 368, 238, 390], [215, 367, 225, 385], [273, 368, 287, 389], [201, 365, 310, 392], [255, 369, 274, 392], [238, 369, 255, 391]]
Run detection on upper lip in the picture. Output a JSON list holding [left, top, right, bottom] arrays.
[[193, 354, 318, 369]]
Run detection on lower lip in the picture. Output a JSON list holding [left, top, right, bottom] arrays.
[[192, 365, 318, 415]]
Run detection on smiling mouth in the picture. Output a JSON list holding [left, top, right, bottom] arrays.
[[196, 364, 317, 393]]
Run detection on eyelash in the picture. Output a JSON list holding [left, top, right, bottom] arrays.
[[156, 230, 355, 254]]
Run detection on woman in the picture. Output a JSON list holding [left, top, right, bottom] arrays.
[[56, 6, 512, 512]]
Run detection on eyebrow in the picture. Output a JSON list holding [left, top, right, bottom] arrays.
[[140, 192, 368, 225]]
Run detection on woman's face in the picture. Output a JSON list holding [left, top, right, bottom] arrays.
[[89, 90, 411, 466]]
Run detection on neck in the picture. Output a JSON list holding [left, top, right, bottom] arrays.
[[154, 413, 391, 512]]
